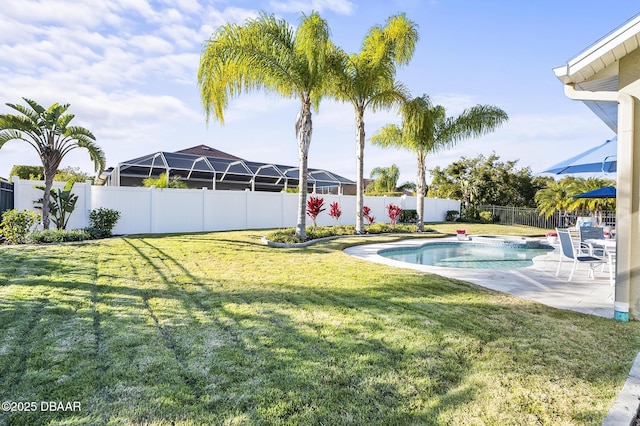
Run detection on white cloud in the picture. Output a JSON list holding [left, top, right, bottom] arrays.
[[169, 0, 202, 14], [269, 0, 356, 15], [431, 93, 477, 116], [202, 6, 259, 28], [129, 34, 176, 55], [2, 0, 116, 28]]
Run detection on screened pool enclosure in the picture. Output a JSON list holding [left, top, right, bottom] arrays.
[[105, 146, 354, 193]]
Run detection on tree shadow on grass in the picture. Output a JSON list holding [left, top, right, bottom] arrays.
[[0, 237, 635, 424]]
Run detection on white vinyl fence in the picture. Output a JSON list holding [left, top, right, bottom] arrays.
[[12, 178, 460, 235]]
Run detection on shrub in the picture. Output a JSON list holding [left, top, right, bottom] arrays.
[[266, 225, 354, 244], [445, 210, 460, 222], [265, 224, 421, 244], [88, 208, 121, 238], [366, 223, 417, 234], [479, 211, 495, 224], [328, 202, 342, 225], [363, 206, 375, 225], [9, 165, 44, 180], [142, 173, 187, 188], [34, 180, 78, 229], [0, 209, 40, 244], [31, 229, 92, 243], [464, 205, 480, 222], [399, 209, 418, 223], [386, 203, 402, 227], [306, 197, 325, 228]]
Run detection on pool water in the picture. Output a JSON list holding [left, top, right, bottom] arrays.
[[380, 242, 552, 269]]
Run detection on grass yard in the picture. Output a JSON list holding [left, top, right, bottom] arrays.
[[0, 227, 639, 425]]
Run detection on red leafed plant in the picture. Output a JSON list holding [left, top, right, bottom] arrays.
[[386, 203, 402, 227], [306, 196, 325, 228], [328, 202, 342, 225], [363, 205, 375, 225]]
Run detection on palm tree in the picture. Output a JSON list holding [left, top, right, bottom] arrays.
[[368, 164, 400, 193], [329, 14, 418, 234], [535, 179, 574, 226], [568, 177, 616, 225], [0, 98, 105, 229], [371, 95, 508, 231], [198, 12, 335, 241]]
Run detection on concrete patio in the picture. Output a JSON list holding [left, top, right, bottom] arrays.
[[344, 236, 615, 318]]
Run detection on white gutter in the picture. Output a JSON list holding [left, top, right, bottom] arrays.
[[563, 84, 619, 102], [563, 84, 634, 321]]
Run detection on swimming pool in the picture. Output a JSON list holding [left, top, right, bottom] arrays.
[[379, 242, 553, 270]]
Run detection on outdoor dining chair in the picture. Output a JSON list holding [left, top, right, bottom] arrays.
[[556, 228, 607, 281], [578, 226, 606, 257]]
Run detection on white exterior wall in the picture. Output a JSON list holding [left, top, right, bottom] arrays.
[[11, 178, 460, 235]]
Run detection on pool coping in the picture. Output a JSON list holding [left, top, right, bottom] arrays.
[[343, 235, 614, 318]]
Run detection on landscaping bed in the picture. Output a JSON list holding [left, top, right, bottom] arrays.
[[265, 223, 432, 244]]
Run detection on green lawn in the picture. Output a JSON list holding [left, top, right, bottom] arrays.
[[0, 227, 638, 425]]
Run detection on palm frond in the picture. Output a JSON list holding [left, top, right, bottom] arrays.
[[441, 105, 509, 144], [73, 138, 106, 173], [364, 79, 409, 112], [370, 124, 403, 149], [6, 101, 41, 123], [382, 14, 419, 66], [199, 12, 335, 124]]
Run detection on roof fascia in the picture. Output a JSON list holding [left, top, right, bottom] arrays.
[[555, 13, 640, 84]]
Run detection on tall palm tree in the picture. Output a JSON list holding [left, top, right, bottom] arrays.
[[329, 14, 418, 234], [371, 95, 508, 231], [0, 98, 105, 229], [198, 12, 335, 241]]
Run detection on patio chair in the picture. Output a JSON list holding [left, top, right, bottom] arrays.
[[578, 226, 606, 257], [556, 228, 607, 281], [578, 227, 616, 285]]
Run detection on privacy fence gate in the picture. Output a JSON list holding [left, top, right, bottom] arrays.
[[0, 180, 13, 214]]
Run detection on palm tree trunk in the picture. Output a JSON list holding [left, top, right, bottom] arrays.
[[416, 153, 426, 232], [355, 108, 365, 234], [42, 166, 55, 230], [295, 98, 313, 240]]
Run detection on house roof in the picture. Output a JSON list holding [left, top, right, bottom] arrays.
[[553, 13, 640, 131], [175, 145, 243, 160]]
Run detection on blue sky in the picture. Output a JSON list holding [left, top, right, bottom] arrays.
[[0, 0, 637, 185]]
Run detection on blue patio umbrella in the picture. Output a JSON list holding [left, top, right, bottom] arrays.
[[541, 136, 617, 175], [572, 186, 616, 199]]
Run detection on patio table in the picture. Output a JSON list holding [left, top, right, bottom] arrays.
[[584, 238, 616, 251], [585, 239, 616, 286]]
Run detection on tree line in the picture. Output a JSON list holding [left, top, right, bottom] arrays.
[[426, 153, 615, 220]]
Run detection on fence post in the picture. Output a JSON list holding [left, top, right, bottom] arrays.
[[11, 176, 20, 211], [84, 180, 92, 229], [149, 186, 156, 233], [202, 187, 207, 232], [281, 191, 285, 228], [245, 188, 250, 229]]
